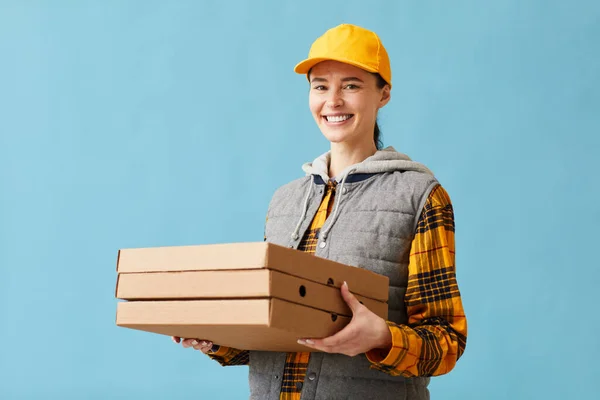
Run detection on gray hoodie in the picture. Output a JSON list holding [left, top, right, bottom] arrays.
[[302, 146, 434, 183]]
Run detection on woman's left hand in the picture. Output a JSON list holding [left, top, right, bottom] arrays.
[[297, 281, 392, 357]]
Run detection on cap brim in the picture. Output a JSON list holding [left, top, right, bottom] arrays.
[[294, 57, 379, 76]]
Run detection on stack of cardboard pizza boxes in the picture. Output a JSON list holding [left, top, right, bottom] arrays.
[[115, 242, 389, 352]]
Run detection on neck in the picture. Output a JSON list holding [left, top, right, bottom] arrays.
[[328, 140, 377, 179]]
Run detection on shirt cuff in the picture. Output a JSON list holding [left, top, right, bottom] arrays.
[[207, 344, 224, 356], [366, 321, 407, 366]]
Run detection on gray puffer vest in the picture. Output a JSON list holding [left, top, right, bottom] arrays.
[[250, 148, 438, 400]]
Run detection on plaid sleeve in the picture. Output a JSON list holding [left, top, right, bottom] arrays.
[[207, 345, 249, 366], [366, 185, 468, 377]]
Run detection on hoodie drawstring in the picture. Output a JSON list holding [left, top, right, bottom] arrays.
[[320, 168, 355, 241], [290, 175, 315, 241]]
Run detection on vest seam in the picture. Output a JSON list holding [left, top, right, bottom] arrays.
[[412, 181, 440, 233], [341, 209, 415, 216], [329, 253, 408, 265], [329, 228, 413, 239]]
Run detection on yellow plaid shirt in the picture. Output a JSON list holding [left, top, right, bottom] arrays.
[[208, 181, 467, 399]]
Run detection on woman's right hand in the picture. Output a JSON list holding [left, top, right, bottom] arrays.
[[171, 336, 214, 354]]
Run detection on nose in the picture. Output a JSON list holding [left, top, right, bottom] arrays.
[[326, 89, 344, 108]]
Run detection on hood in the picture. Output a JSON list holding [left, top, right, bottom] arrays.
[[301, 146, 434, 183]]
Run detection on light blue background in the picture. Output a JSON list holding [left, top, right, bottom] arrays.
[[1, 1, 598, 399]]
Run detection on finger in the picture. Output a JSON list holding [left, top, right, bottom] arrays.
[[194, 343, 213, 353], [182, 339, 199, 348], [297, 327, 350, 350], [341, 281, 362, 314], [297, 338, 343, 354], [192, 340, 213, 350], [297, 338, 320, 350], [172, 336, 181, 344], [313, 317, 360, 349]]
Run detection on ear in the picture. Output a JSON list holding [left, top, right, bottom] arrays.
[[378, 85, 391, 108]]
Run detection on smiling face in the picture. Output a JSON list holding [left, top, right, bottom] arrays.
[[308, 60, 390, 149]]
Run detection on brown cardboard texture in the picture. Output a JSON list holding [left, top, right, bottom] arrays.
[[116, 269, 387, 319], [116, 298, 351, 352], [116, 242, 388, 302]]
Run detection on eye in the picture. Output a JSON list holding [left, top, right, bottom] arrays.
[[344, 84, 360, 90], [312, 85, 327, 91]]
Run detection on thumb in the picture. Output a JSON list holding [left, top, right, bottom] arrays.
[[341, 281, 362, 314]]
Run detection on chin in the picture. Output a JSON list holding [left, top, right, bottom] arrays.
[[322, 134, 350, 145], [320, 128, 354, 144]]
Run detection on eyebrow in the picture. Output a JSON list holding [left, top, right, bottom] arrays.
[[310, 77, 365, 83]]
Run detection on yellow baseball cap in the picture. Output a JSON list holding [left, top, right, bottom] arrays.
[[294, 24, 392, 87]]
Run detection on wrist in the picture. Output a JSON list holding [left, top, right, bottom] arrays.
[[376, 319, 392, 350]]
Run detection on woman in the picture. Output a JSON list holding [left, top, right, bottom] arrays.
[[173, 24, 467, 400]]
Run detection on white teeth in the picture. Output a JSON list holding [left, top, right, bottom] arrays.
[[326, 114, 351, 122]]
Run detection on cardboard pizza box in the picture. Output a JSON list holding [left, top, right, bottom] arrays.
[[116, 269, 387, 318], [116, 242, 389, 302], [116, 298, 351, 352]]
